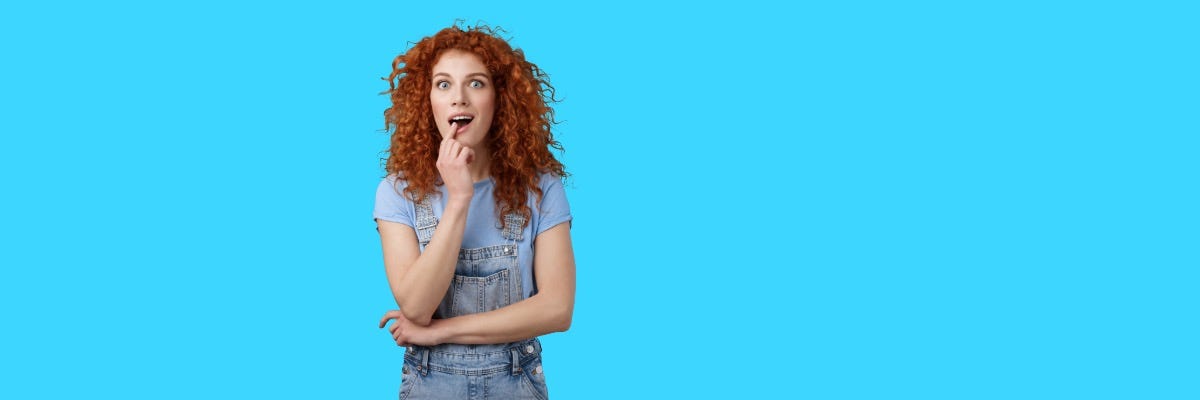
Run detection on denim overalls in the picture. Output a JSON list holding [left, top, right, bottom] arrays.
[[400, 196, 549, 400]]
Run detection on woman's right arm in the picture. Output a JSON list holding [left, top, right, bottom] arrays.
[[379, 122, 476, 326], [378, 197, 468, 327]]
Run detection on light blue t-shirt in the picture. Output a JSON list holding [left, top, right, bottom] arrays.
[[374, 172, 572, 299]]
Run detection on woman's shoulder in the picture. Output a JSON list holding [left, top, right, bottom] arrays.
[[531, 170, 571, 231], [376, 174, 415, 200], [378, 174, 444, 206], [535, 170, 566, 190], [379, 173, 405, 188], [532, 170, 569, 207]]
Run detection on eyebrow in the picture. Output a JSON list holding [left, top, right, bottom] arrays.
[[432, 72, 491, 80]]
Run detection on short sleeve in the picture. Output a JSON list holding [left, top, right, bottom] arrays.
[[374, 176, 414, 227], [534, 173, 572, 236]]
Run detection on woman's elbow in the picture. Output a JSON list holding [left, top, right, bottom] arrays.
[[397, 300, 434, 326], [405, 309, 434, 326], [551, 305, 573, 333], [555, 316, 572, 333]]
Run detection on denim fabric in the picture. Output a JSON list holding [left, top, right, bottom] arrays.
[[398, 197, 550, 399], [401, 339, 548, 400]]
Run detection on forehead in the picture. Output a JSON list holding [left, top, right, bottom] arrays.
[[432, 50, 489, 76]]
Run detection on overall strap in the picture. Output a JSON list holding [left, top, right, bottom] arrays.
[[413, 195, 438, 247], [501, 213, 526, 242]]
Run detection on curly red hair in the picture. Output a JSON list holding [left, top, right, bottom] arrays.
[[383, 23, 566, 230]]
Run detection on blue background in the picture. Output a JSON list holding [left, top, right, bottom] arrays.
[[2, 1, 1196, 398]]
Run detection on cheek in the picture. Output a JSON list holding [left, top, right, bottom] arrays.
[[429, 99, 447, 120], [479, 94, 497, 120]]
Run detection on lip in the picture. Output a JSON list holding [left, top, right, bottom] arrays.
[[447, 112, 475, 124]]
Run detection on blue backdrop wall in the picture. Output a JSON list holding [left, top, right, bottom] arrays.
[[2, 1, 1196, 398]]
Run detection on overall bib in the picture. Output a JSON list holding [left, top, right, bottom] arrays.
[[400, 196, 549, 400]]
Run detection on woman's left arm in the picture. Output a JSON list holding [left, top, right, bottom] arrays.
[[382, 223, 575, 346]]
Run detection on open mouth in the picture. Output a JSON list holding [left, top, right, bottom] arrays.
[[449, 115, 474, 127]]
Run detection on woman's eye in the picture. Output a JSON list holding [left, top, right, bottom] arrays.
[[436, 81, 449, 89], [470, 80, 484, 88]]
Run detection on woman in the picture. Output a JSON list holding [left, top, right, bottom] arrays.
[[374, 23, 575, 400]]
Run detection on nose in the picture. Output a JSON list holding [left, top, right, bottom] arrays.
[[451, 88, 469, 107]]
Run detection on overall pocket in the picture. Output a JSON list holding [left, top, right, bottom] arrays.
[[438, 244, 520, 318]]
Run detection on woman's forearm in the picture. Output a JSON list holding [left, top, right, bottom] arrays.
[[430, 291, 573, 345]]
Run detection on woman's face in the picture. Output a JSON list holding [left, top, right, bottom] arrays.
[[430, 49, 496, 148]]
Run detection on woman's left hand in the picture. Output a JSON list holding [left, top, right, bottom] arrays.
[[379, 310, 442, 347]]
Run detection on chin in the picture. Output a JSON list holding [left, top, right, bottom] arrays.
[[460, 131, 485, 146]]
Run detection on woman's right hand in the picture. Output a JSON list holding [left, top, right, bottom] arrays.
[[437, 122, 475, 201]]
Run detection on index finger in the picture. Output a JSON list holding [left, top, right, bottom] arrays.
[[443, 122, 457, 143]]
